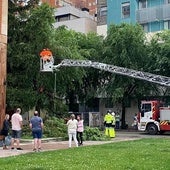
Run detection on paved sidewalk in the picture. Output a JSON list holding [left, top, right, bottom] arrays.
[[0, 131, 141, 158]]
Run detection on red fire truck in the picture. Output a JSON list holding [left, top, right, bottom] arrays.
[[138, 100, 170, 135]]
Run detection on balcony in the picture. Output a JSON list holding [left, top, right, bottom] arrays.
[[136, 4, 170, 24]]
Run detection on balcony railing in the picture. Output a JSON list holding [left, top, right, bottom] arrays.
[[136, 4, 170, 24]]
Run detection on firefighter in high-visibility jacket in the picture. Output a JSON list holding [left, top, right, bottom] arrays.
[[104, 110, 115, 138]]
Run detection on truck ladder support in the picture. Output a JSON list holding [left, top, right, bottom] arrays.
[[41, 58, 170, 87], [52, 59, 170, 87]]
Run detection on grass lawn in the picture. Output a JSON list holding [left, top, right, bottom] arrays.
[[0, 138, 170, 170]]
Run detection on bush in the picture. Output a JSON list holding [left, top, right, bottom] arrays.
[[83, 127, 110, 141], [22, 117, 109, 141], [22, 116, 68, 139], [22, 126, 32, 138], [43, 116, 67, 138]]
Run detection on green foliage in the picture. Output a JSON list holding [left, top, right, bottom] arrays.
[[43, 117, 67, 138], [22, 117, 107, 141], [22, 116, 68, 139], [1, 138, 170, 169], [83, 126, 109, 141], [103, 23, 150, 98], [22, 125, 32, 138], [7, 0, 170, 130], [152, 31, 170, 77], [8, 3, 97, 113], [7, 2, 56, 111], [104, 23, 147, 69]]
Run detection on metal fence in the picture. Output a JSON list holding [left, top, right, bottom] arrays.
[[73, 112, 102, 127]]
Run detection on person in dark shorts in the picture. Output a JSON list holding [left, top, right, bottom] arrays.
[[30, 111, 44, 152], [11, 108, 23, 150]]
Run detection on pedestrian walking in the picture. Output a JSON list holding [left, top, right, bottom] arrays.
[[77, 115, 84, 146], [29, 111, 44, 152], [67, 114, 78, 148], [0, 114, 10, 149], [11, 108, 23, 150]]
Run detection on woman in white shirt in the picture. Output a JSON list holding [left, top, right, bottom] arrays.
[[67, 114, 78, 148]]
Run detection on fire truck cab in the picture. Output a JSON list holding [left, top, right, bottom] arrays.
[[138, 100, 170, 135]]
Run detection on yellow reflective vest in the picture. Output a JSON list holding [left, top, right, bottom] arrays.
[[104, 113, 113, 124]]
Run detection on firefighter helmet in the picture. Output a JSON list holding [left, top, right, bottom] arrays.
[[107, 110, 112, 113], [112, 112, 115, 116]]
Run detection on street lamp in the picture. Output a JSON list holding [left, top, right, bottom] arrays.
[[54, 72, 57, 112]]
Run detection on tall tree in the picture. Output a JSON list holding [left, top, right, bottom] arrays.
[[102, 23, 155, 128], [146, 31, 170, 98], [51, 28, 104, 112], [7, 1, 56, 112]]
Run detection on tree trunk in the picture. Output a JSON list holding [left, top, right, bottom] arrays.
[[0, 0, 8, 129], [121, 98, 126, 129]]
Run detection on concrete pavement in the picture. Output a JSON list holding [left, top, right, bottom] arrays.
[[0, 131, 149, 158]]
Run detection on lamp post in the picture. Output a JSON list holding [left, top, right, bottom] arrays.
[[54, 72, 57, 112], [0, 0, 8, 129]]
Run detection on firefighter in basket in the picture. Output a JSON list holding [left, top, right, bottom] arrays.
[[40, 48, 53, 62], [104, 110, 115, 138]]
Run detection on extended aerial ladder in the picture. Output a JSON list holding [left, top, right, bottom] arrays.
[[40, 49, 170, 87]]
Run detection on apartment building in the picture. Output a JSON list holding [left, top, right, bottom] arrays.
[[97, 0, 107, 36], [53, 5, 96, 33], [41, 0, 97, 16], [107, 0, 170, 33], [40, 0, 97, 33]]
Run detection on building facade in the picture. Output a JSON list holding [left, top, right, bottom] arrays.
[[53, 5, 97, 33], [41, 0, 97, 16], [97, 0, 107, 36], [107, 0, 170, 32]]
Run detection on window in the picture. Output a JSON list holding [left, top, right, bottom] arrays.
[[139, 0, 147, 9], [165, 0, 170, 4], [55, 14, 70, 22], [100, 6, 107, 16], [141, 103, 151, 113], [122, 2, 130, 19], [164, 20, 170, 29], [141, 23, 148, 32]]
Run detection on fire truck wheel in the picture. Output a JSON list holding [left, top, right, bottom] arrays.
[[147, 124, 158, 135]]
